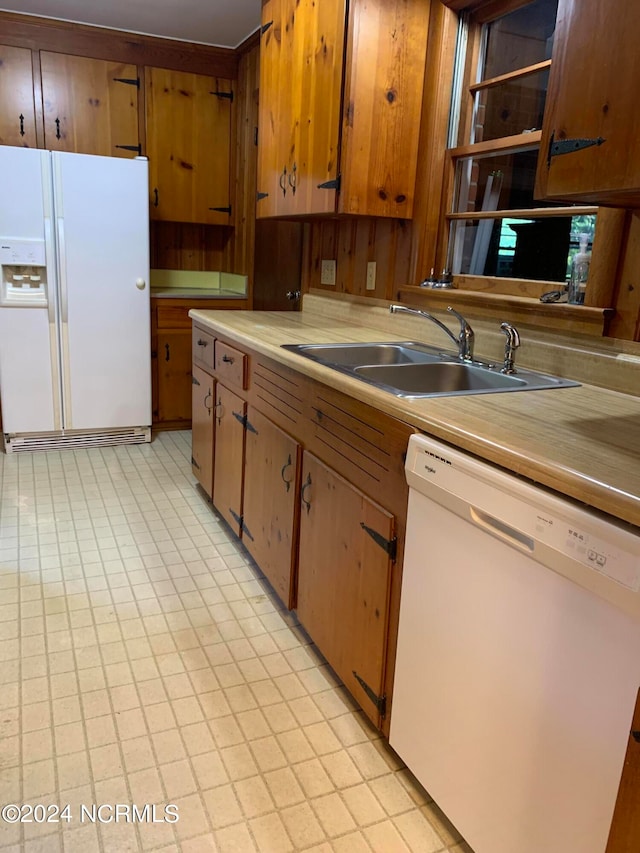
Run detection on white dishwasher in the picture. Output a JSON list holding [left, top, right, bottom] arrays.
[[390, 434, 640, 853]]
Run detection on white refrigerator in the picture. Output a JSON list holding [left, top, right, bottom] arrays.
[[0, 146, 151, 452]]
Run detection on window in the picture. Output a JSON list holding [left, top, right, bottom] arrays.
[[446, 0, 597, 285]]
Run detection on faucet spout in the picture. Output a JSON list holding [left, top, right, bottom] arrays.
[[389, 304, 474, 361]]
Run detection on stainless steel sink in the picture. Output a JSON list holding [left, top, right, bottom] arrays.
[[354, 362, 527, 395], [281, 341, 579, 398], [281, 341, 444, 367]]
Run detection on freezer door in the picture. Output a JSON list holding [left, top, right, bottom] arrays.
[[53, 152, 151, 430], [0, 146, 60, 433]]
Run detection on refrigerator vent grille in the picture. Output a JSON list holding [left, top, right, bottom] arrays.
[[4, 428, 151, 453]]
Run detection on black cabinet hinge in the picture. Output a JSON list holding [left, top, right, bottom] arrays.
[[547, 131, 605, 167], [113, 77, 140, 88], [632, 731, 640, 743], [318, 175, 341, 191], [209, 205, 232, 215], [192, 375, 201, 386], [211, 90, 234, 102], [257, 191, 269, 201], [232, 411, 258, 435], [115, 144, 142, 154], [261, 20, 273, 35], [360, 523, 397, 561], [228, 508, 254, 541], [191, 456, 200, 470], [353, 672, 386, 718]]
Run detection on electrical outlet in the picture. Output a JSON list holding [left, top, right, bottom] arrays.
[[320, 259, 336, 286], [366, 261, 377, 291]]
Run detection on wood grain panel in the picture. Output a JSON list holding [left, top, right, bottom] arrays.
[[40, 53, 139, 156], [156, 330, 192, 424], [536, 0, 640, 207], [339, 0, 430, 218], [606, 689, 640, 853], [305, 218, 413, 300], [242, 407, 300, 608], [146, 67, 232, 225], [297, 452, 395, 728], [251, 358, 307, 430], [191, 364, 214, 497], [0, 44, 37, 147], [212, 383, 246, 536], [150, 222, 231, 271], [608, 213, 640, 342], [214, 341, 248, 390], [0, 11, 238, 78]]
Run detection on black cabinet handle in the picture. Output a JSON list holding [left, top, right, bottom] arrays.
[[281, 454, 293, 492], [279, 168, 287, 197], [214, 400, 223, 424], [55, 117, 61, 139], [19, 114, 25, 137], [197, 338, 208, 347], [301, 473, 312, 514], [204, 390, 213, 413], [222, 355, 234, 364], [153, 188, 159, 207], [165, 343, 170, 361], [288, 162, 297, 195]]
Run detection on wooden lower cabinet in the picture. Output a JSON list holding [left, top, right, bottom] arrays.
[[296, 452, 395, 729], [191, 365, 214, 497], [242, 407, 300, 609], [607, 689, 640, 852], [212, 383, 246, 537], [156, 330, 192, 426]]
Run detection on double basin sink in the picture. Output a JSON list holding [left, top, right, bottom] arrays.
[[281, 341, 579, 398]]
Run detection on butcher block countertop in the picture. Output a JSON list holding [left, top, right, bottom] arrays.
[[190, 294, 640, 529]]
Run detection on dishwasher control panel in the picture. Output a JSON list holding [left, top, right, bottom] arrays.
[[406, 434, 640, 619]]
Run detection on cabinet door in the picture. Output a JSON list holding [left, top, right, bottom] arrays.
[[606, 688, 640, 852], [257, 0, 346, 217], [213, 384, 246, 536], [0, 45, 37, 148], [192, 365, 214, 497], [536, 0, 640, 206], [243, 407, 300, 608], [146, 67, 232, 225], [40, 53, 139, 157], [156, 330, 192, 425], [297, 452, 395, 727]]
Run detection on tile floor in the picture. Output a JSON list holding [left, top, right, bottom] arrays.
[[0, 431, 474, 853]]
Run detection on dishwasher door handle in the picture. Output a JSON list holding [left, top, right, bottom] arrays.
[[469, 506, 534, 553]]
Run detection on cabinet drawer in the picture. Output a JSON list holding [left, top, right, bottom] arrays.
[[193, 327, 215, 371], [157, 305, 192, 329], [215, 341, 247, 389]]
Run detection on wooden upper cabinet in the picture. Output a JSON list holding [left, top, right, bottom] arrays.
[[145, 67, 232, 225], [256, 0, 430, 219], [40, 53, 139, 157], [0, 45, 37, 148], [535, 0, 640, 207]]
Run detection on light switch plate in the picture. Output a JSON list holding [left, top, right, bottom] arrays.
[[366, 261, 377, 291], [321, 259, 336, 286]]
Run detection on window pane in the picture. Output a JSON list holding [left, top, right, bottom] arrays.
[[473, 69, 549, 143], [454, 148, 561, 213], [482, 0, 558, 80], [449, 214, 596, 281]]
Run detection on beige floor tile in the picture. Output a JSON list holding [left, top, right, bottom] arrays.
[[0, 433, 473, 853], [280, 801, 326, 849]]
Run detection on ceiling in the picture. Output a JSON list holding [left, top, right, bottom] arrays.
[[0, 0, 262, 48]]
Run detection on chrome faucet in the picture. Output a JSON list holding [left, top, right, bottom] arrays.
[[500, 322, 520, 374], [389, 304, 474, 361]]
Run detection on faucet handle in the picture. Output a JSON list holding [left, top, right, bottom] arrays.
[[500, 322, 520, 374], [446, 306, 474, 360]]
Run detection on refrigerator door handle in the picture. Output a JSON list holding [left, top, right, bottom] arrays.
[[57, 217, 68, 324]]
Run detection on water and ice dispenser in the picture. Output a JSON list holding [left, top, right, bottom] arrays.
[[0, 238, 48, 306]]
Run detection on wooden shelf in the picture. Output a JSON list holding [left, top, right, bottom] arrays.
[[397, 286, 614, 337]]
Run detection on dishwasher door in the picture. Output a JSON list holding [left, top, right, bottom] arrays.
[[390, 434, 640, 853]]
